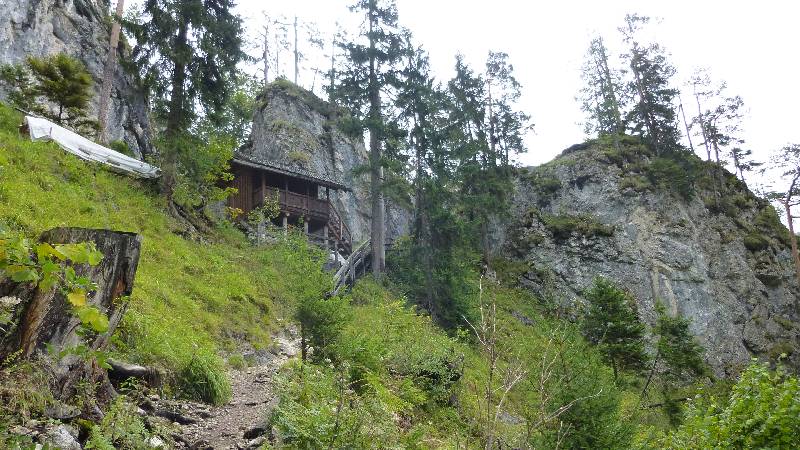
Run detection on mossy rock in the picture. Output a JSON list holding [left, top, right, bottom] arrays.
[[743, 233, 770, 252]]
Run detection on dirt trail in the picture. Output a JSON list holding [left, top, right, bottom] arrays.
[[177, 330, 300, 449]]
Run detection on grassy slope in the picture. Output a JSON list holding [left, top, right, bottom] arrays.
[[0, 103, 306, 401], [0, 102, 676, 447]]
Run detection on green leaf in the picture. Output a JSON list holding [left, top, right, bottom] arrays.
[[55, 243, 91, 264], [87, 247, 103, 266], [35, 242, 66, 261], [7, 264, 39, 283], [75, 306, 109, 333], [67, 289, 87, 307], [39, 260, 60, 291]]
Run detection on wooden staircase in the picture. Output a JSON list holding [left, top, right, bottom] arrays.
[[331, 239, 371, 296]]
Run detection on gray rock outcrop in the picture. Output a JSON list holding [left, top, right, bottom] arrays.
[[0, 0, 153, 158], [497, 142, 800, 376], [242, 81, 410, 244]]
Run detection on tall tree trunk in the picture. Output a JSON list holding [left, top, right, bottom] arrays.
[[293, 16, 299, 85], [98, 0, 125, 144], [597, 37, 624, 136], [264, 22, 269, 87], [328, 36, 335, 101], [163, 20, 189, 199], [782, 199, 800, 286], [678, 95, 694, 153], [367, 1, 385, 276], [694, 93, 711, 161]]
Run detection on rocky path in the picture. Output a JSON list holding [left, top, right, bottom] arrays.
[[156, 329, 300, 449]]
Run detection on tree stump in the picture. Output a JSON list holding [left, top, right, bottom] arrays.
[[0, 228, 142, 410]]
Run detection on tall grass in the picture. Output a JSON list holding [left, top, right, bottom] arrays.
[[0, 103, 319, 403]]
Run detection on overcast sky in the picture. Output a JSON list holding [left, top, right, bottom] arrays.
[[130, 1, 800, 182]]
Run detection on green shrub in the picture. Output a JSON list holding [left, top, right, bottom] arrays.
[[650, 362, 800, 449], [526, 174, 561, 195], [743, 233, 770, 251], [535, 210, 614, 240], [754, 206, 792, 247], [619, 175, 651, 191], [287, 149, 310, 164], [160, 133, 236, 209], [645, 156, 696, 199], [86, 397, 157, 449], [227, 354, 247, 370]]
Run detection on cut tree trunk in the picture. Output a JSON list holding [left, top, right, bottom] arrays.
[[0, 228, 142, 408]]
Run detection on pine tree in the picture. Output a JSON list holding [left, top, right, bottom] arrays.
[[579, 36, 625, 138], [765, 144, 800, 285], [391, 40, 474, 325], [333, 0, 406, 276], [25, 54, 98, 135], [123, 0, 245, 198], [619, 14, 680, 154], [641, 302, 708, 402], [582, 277, 648, 380], [446, 54, 530, 265]]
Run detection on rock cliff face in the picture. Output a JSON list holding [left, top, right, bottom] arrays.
[[0, 0, 153, 158], [496, 140, 800, 376], [242, 81, 410, 244]]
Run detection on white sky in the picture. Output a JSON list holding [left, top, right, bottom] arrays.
[[228, 0, 800, 174], [126, 0, 800, 188]]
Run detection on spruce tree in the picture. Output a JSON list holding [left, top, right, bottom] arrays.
[[582, 277, 648, 380], [392, 40, 473, 325], [579, 36, 625, 138], [123, 0, 244, 198], [446, 54, 530, 265], [26, 54, 95, 132], [619, 14, 680, 154], [333, 0, 406, 276]]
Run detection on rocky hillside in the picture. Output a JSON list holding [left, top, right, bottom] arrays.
[[496, 137, 800, 376], [0, 0, 153, 157], [241, 80, 410, 243]]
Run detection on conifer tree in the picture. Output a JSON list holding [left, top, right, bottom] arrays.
[[765, 144, 800, 285], [333, 0, 405, 276], [123, 0, 245, 198], [582, 277, 648, 380], [26, 54, 94, 125], [2, 54, 99, 135], [446, 54, 530, 265], [485, 51, 531, 168], [579, 36, 625, 138], [641, 303, 708, 402], [392, 40, 473, 325], [619, 14, 680, 154]]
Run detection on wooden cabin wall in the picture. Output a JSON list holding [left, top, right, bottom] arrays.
[[228, 166, 254, 213]]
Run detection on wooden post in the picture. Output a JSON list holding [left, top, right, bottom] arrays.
[[261, 171, 266, 205], [98, 0, 126, 144], [324, 225, 329, 250], [303, 217, 309, 234], [282, 213, 288, 234]]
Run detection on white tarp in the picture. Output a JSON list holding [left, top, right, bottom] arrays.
[[25, 116, 160, 179]]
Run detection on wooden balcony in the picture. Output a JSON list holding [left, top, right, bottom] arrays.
[[255, 186, 352, 254]]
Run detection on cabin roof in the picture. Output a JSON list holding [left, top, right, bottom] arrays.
[[232, 153, 350, 191]]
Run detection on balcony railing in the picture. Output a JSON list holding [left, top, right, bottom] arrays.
[[254, 186, 352, 253]]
